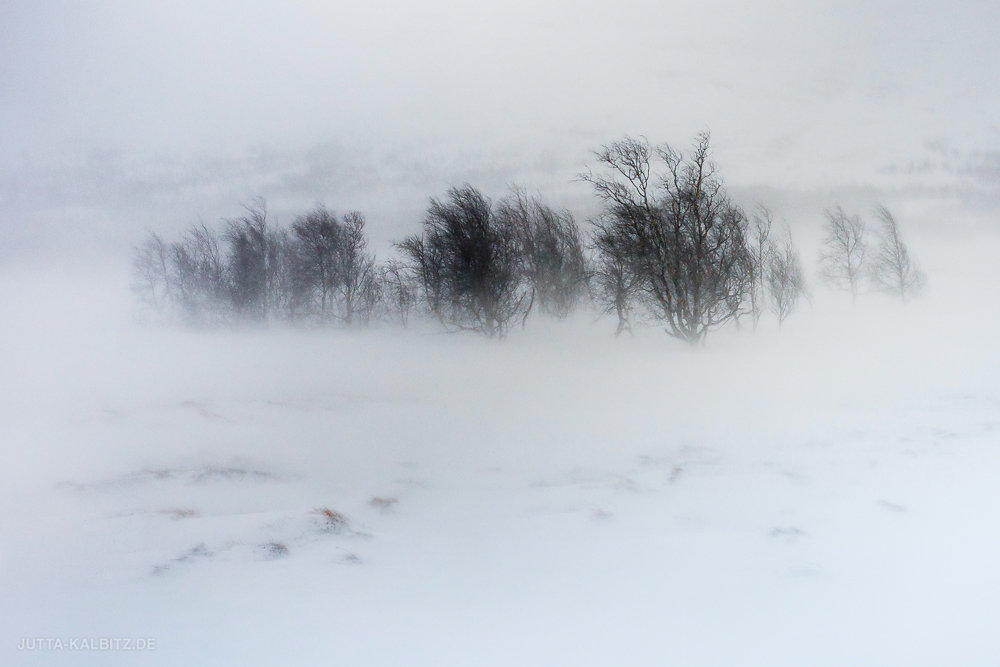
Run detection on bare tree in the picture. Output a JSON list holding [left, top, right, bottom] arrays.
[[132, 232, 172, 314], [290, 205, 342, 320], [582, 133, 753, 344], [332, 211, 378, 326], [589, 216, 644, 336], [225, 198, 277, 321], [289, 206, 378, 325], [766, 229, 805, 327], [496, 188, 588, 321], [398, 184, 527, 337], [746, 206, 774, 330], [166, 222, 228, 322], [870, 205, 924, 301], [267, 226, 304, 320], [396, 234, 446, 325], [379, 259, 416, 327], [818, 206, 867, 301]]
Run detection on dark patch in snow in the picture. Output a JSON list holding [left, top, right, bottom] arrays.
[[151, 543, 213, 575], [315, 508, 350, 534], [369, 497, 398, 513], [783, 564, 823, 579], [392, 477, 429, 488], [614, 478, 639, 493], [769, 527, 807, 543], [178, 400, 229, 422], [190, 466, 280, 483], [591, 508, 615, 522], [260, 541, 290, 560], [61, 464, 284, 493], [877, 500, 909, 514]]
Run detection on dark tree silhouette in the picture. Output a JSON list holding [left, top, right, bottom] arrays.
[[290, 206, 342, 320], [379, 259, 416, 327], [289, 206, 378, 325], [333, 211, 378, 326], [590, 217, 644, 336], [225, 198, 277, 321], [169, 222, 228, 322], [582, 133, 753, 343], [496, 188, 588, 321], [399, 185, 527, 337]]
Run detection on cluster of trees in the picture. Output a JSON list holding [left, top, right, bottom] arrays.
[[133, 133, 923, 342], [133, 190, 588, 335], [398, 186, 588, 337], [584, 134, 806, 342], [818, 205, 924, 302], [133, 198, 380, 325]]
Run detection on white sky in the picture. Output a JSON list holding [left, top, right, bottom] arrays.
[[2, 0, 999, 257]]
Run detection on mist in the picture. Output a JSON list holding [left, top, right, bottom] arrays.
[[3, 2, 1000, 665]]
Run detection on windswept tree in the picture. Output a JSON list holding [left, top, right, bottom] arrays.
[[398, 184, 527, 337], [332, 211, 379, 326], [582, 133, 753, 344], [290, 206, 342, 319], [133, 222, 229, 323], [496, 188, 588, 320], [746, 206, 774, 330], [267, 227, 302, 319], [170, 222, 229, 322], [870, 205, 924, 301], [590, 216, 645, 336], [225, 198, 278, 321], [290, 206, 378, 325], [818, 206, 867, 300], [766, 229, 806, 327], [132, 232, 172, 314], [379, 259, 416, 327]]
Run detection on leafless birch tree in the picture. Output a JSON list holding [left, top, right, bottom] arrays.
[[818, 206, 867, 300], [869, 205, 924, 301], [746, 206, 774, 329], [582, 133, 753, 344], [766, 228, 805, 327]]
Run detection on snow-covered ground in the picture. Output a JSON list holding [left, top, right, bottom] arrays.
[[1, 238, 998, 665]]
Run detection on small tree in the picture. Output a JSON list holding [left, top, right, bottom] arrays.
[[766, 229, 805, 327], [379, 259, 416, 327], [399, 185, 527, 337], [290, 206, 342, 320], [496, 188, 588, 321], [818, 206, 867, 301], [332, 211, 378, 326], [225, 198, 277, 321], [170, 222, 228, 322], [870, 205, 924, 301], [289, 206, 378, 325], [589, 216, 644, 336], [267, 227, 303, 320], [132, 232, 172, 314], [746, 206, 774, 330]]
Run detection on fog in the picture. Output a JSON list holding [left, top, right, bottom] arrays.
[[3, 2, 1000, 665], [3, 1, 1000, 257]]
